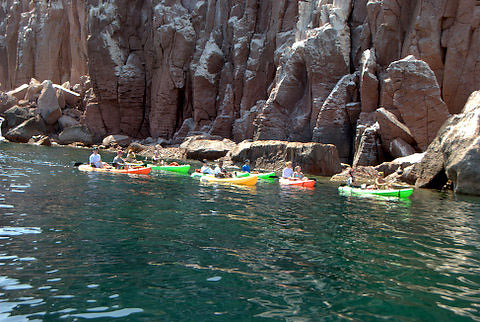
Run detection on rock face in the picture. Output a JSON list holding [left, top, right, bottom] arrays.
[[414, 91, 480, 195], [0, 0, 479, 175], [230, 140, 342, 176]]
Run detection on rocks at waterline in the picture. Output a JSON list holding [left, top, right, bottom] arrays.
[[180, 136, 237, 160], [5, 115, 47, 143], [414, 90, 480, 195]]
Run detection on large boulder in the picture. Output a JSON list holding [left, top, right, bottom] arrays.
[[102, 134, 131, 147], [3, 105, 36, 129], [58, 125, 93, 145], [381, 56, 450, 151], [180, 136, 236, 160], [5, 115, 47, 143], [37, 80, 62, 125], [230, 140, 342, 176], [52, 84, 81, 107], [414, 91, 480, 195], [57, 115, 79, 130], [375, 107, 416, 153], [24, 78, 43, 102]]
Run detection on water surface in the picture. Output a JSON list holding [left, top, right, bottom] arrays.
[[1, 142, 480, 320]]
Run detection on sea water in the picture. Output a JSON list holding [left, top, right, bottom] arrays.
[[0, 142, 480, 320]]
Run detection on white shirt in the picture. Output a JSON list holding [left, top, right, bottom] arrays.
[[201, 165, 213, 174], [89, 153, 102, 168], [213, 166, 222, 175], [282, 167, 293, 178]]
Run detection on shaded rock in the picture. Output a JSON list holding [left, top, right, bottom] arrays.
[[375, 107, 416, 153], [126, 142, 146, 153], [230, 140, 342, 176], [172, 118, 195, 144], [180, 137, 236, 160], [24, 79, 43, 102], [52, 84, 81, 107], [5, 115, 47, 143], [28, 135, 52, 147], [58, 115, 79, 130], [359, 49, 378, 112], [233, 101, 263, 143], [102, 134, 131, 148], [353, 118, 382, 167], [37, 80, 62, 125], [58, 125, 93, 145], [414, 90, 480, 195], [389, 138, 416, 158], [381, 56, 450, 150], [7, 84, 28, 100], [3, 105, 36, 129], [312, 74, 358, 162], [0, 92, 17, 113]]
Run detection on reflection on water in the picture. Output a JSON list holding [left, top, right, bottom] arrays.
[[0, 142, 480, 320]]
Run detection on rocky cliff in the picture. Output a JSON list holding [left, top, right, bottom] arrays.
[[1, 0, 479, 166]]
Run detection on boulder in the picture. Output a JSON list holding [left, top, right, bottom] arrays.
[[7, 84, 29, 100], [180, 137, 237, 160], [414, 90, 480, 195], [126, 142, 146, 153], [5, 115, 47, 143], [353, 120, 382, 167], [24, 78, 43, 102], [359, 49, 379, 112], [28, 135, 52, 146], [375, 107, 416, 152], [3, 105, 36, 129], [230, 140, 342, 176], [52, 84, 81, 107], [0, 92, 17, 113], [102, 134, 131, 147], [381, 56, 450, 150], [37, 80, 62, 125], [376, 153, 425, 177], [58, 125, 93, 145], [58, 115, 79, 130]]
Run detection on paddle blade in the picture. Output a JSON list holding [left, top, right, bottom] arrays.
[[74, 162, 84, 167]]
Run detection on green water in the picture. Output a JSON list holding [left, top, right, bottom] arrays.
[[1, 142, 480, 321]]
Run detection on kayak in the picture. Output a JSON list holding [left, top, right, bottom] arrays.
[[279, 178, 315, 188], [338, 186, 414, 198], [191, 172, 205, 178], [78, 164, 151, 175], [147, 164, 190, 174], [200, 175, 258, 186], [237, 172, 276, 179]]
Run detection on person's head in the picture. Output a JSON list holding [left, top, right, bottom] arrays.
[[117, 150, 123, 156], [244, 159, 250, 164], [202, 159, 208, 166], [92, 147, 98, 154], [286, 161, 293, 168], [295, 166, 301, 172]]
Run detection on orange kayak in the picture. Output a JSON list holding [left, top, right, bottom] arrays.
[[279, 178, 315, 188], [78, 164, 151, 175]]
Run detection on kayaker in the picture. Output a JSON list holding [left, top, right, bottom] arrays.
[[126, 150, 137, 162], [89, 147, 104, 168], [282, 161, 294, 178], [293, 166, 304, 180], [347, 168, 355, 187], [241, 159, 251, 173], [113, 150, 127, 169], [201, 160, 214, 175]]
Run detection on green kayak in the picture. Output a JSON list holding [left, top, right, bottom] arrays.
[[236, 172, 276, 179], [147, 164, 190, 174], [338, 186, 414, 198]]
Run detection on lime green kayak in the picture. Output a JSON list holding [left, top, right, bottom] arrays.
[[338, 186, 414, 198], [236, 172, 276, 179], [147, 164, 190, 174]]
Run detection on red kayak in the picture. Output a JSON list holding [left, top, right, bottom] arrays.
[[78, 164, 151, 175], [279, 178, 315, 188]]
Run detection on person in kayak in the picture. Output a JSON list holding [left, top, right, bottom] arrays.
[[214, 161, 231, 178], [347, 168, 355, 187], [126, 149, 137, 162], [89, 147, 104, 168], [282, 161, 294, 178], [113, 150, 127, 169], [201, 160, 214, 175], [293, 166, 305, 180], [241, 159, 251, 173]]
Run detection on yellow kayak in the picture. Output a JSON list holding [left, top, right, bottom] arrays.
[[200, 175, 258, 186]]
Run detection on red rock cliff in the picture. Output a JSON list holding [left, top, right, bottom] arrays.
[[1, 0, 479, 164]]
